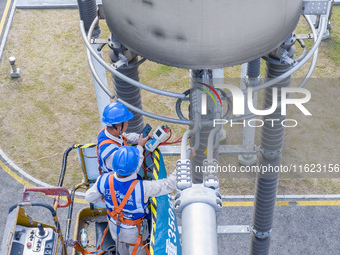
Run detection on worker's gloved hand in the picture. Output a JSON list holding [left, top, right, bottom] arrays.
[[188, 147, 196, 160], [138, 134, 150, 147]]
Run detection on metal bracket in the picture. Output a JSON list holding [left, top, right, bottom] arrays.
[[160, 144, 258, 156], [302, 0, 330, 15], [280, 50, 298, 66], [202, 159, 219, 190], [90, 38, 109, 44], [113, 53, 129, 69], [219, 145, 258, 156], [177, 225, 251, 235], [296, 33, 314, 40]]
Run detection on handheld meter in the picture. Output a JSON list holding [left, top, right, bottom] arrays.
[[145, 125, 169, 152]]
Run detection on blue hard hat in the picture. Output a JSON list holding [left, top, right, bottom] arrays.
[[102, 102, 134, 125], [113, 146, 139, 176]]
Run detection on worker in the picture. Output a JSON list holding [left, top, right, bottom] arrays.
[[97, 102, 149, 174], [86, 145, 194, 255]]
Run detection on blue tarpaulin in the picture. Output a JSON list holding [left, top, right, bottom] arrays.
[[149, 149, 181, 255]]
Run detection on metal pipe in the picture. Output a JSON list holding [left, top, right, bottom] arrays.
[[88, 17, 190, 126], [80, 17, 324, 126], [116, 98, 191, 125], [181, 112, 200, 159], [298, 15, 319, 88], [80, 20, 186, 99], [181, 202, 218, 255], [207, 112, 221, 159]]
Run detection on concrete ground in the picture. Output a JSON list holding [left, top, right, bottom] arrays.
[[1, 164, 340, 255]]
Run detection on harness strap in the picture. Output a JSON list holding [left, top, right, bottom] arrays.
[[108, 175, 149, 254], [109, 175, 138, 215], [97, 136, 128, 163], [129, 238, 150, 255], [107, 177, 144, 225], [96, 127, 128, 173], [98, 135, 128, 149]]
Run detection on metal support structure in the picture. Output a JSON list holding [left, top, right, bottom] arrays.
[[76, 1, 329, 254], [174, 185, 222, 255], [189, 70, 212, 183], [181, 203, 218, 255], [77, 0, 110, 127], [239, 59, 262, 166], [178, 225, 250, 235], [174, 68, 223, 254], [249, 35, 296, 255], [90, 45, 111, 128], [305, 0, 334, 39], [110, 50, 145, 133]]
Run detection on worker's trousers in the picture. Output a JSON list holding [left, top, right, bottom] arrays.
[[109, 220, 149, 255]]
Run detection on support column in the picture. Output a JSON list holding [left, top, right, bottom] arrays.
[[249, 36, 296, 255], [109, 49, 144, 133], [189, 70, 214, 183], [239, 59, 262, 166], [77, 0, 110, 127]]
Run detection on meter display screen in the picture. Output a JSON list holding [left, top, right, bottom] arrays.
[[156, 130, 162, 137]]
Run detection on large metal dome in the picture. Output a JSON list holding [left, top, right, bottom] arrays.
[[102, 0, 303, 69]]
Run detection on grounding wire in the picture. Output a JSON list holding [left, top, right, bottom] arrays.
[[298, 15, 319, 88], [85, 10, 115, 98]]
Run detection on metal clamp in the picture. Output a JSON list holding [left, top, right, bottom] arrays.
[[251, 227, 272, 239], [244, 75, 263, 87], [176, 159, 192, 190], [260, 147, 282, 159], [174, 184, 223, 214], [202, 159, 219, 190]]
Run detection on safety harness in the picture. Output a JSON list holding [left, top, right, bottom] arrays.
[[96, 127, 128, 174], [97, 135, 128, 149], [108, 175, 150, 255]]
